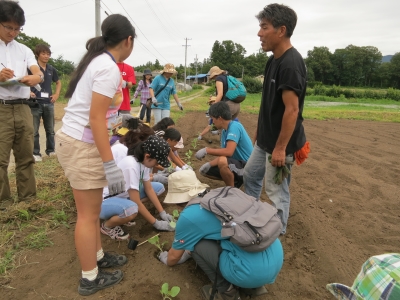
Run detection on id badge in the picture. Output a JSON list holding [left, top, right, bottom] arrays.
[[41, 92, 49, 98]]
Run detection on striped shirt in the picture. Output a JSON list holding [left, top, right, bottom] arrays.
[[133, 80, 151, 105]]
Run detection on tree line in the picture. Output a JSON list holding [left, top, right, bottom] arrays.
[[15, 32, 399, 90], [306, 45, 399, 89]]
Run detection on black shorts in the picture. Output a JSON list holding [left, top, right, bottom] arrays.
[[205, 157, 246, 188]]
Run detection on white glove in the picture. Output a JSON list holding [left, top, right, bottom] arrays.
[[199, 162, 211, 176], [158, 251, 168, 265], [103, 160, 125, 195], [211, 130, 219, 135], [195, 148, 207, 160], [198, 135, 202, 140], [160, 210, 173, 222], [177, 103, 183, 110], [153, 219, 175, 231], [122, 80, 127, 88], [152, 97, 158, 104], [153, 173, 168, 184], [182, 164, 193, 171], [130, 98, 134, 104]]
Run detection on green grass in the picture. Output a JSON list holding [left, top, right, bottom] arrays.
[[1, 156, 75, 276], [306, 95, 400, 105]]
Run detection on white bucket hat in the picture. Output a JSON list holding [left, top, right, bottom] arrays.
[[164, 170, 209, 204]]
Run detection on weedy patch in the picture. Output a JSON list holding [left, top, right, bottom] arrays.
[[184, 149, 193, 167], [160, 282, 180, 300]]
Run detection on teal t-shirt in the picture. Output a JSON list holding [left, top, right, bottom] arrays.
[[150, 74, 176, 110], [172, 204, 284, 288], [221, 121, 253, 161]]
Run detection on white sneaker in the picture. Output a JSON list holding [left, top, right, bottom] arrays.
[[33, 155, 42, 162], [100, 223, 129, 240], [48, 152, 56, 157]]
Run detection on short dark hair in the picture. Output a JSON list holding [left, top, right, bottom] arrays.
[[120, 123, 154, 150], [256, 3, 297, 38], [152, 117, 175, 131], [163, 128, 181, 142], [0, 0, 25, 26], [34, 44, 51, 58], [209, 101, 232, 121]]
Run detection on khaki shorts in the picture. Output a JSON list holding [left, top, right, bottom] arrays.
[[55, 130, 107, 190]]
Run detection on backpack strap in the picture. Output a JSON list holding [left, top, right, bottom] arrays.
[[186, 189, 209, 207]]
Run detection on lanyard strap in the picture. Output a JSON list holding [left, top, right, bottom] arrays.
[[104, 51, 116, 63]]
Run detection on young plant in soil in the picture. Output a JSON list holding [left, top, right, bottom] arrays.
[[184, 149, 193, 167], [191, 138, 198, 150], [168, 210, 180, 229], [147, 235, 167, 253], [160, 283, 180, 300]]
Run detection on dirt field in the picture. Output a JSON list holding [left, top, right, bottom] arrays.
[[2, 110, 400, 300]]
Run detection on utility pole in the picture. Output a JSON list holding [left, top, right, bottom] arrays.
[[182, 38, 191, 91], [194, 54, 198, 84], [95, 0, 101, 36]]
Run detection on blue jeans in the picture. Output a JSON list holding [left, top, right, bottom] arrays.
[[31, 103, 55, 156], [243, 143, 293, 234], [152, 108, 170, 125], [140, 182, 165, 198], [100, 197, 138, 220]]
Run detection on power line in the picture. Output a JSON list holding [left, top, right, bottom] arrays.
[[116, 0, 169, 63], [143, 0, 181, 44], [157, 0, 185, 38], [26, 0, 90, 17]]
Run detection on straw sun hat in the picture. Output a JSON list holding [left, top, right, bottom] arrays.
[[164, 170, 209, 204], [161, 63, 177, 74], [208, 66, 225, 79]]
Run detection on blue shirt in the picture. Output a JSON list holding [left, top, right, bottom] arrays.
[[150, 74, 176, 110], [221, 121, 253, 161], [172, 204, 284, 288]]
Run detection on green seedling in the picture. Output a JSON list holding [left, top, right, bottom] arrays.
[[191, 138, 198, 150], [160, 283, 180, 300], [148, 235, 167, 253], [169, 210, 180, 229], [184, 149, 193, 166]]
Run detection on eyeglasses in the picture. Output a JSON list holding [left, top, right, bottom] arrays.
[[0, 22, 23, 34]]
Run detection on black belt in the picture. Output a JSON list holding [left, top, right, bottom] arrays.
[[0, 99, 29, 105]]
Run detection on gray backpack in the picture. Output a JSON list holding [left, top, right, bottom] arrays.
[[187, 186, 282, 252]]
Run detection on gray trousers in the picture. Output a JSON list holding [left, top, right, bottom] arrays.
[[192, 239, 231, 294]]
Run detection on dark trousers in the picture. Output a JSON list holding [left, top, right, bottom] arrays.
[[0, 103, 36, 201], [139, 104, 151, 123], [31, 103, 55, 156], [192, 239, 231, 294]]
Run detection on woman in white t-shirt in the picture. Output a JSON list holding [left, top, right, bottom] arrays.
[[55, 14, 135, 296]]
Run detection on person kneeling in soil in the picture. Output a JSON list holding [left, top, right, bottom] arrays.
[[158, 172, 284, 300], [195, 101, 253, 188], [102, 135, 175, 235]]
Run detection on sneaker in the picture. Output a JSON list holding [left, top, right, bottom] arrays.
[[78, 269, 123, 296], [124, 221, 136, 227], [48, 152, 56, 157], [97, 252, 128, 268], [100, 223, 130, 240], [201, 285, 241, 300], [33, 155, 42, 162]]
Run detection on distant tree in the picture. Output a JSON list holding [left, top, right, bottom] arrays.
[[305, 46, 333, 84], [243, 49, 269, 77], [360, 46, 382, 86], [210, 40, 246, 77], [15, 33, 75, 76], [389, 52, 400, 88]]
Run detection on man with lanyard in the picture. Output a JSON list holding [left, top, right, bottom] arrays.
[[29, 44, 62, 162], [117, 61, 136, 114], [195, 101, 253, 188], [243, 4, 307, 235], [0, 0, 44, 205]]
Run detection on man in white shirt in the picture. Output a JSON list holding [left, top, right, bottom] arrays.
[[0, 1, 44, 205]]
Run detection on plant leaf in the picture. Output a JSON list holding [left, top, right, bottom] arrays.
[[169, 221, 176, 228], [172, 210, 180, 218], [148, 235, 159, 245], [169, 286, 180, 297], [161, 283, 169, 295]]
